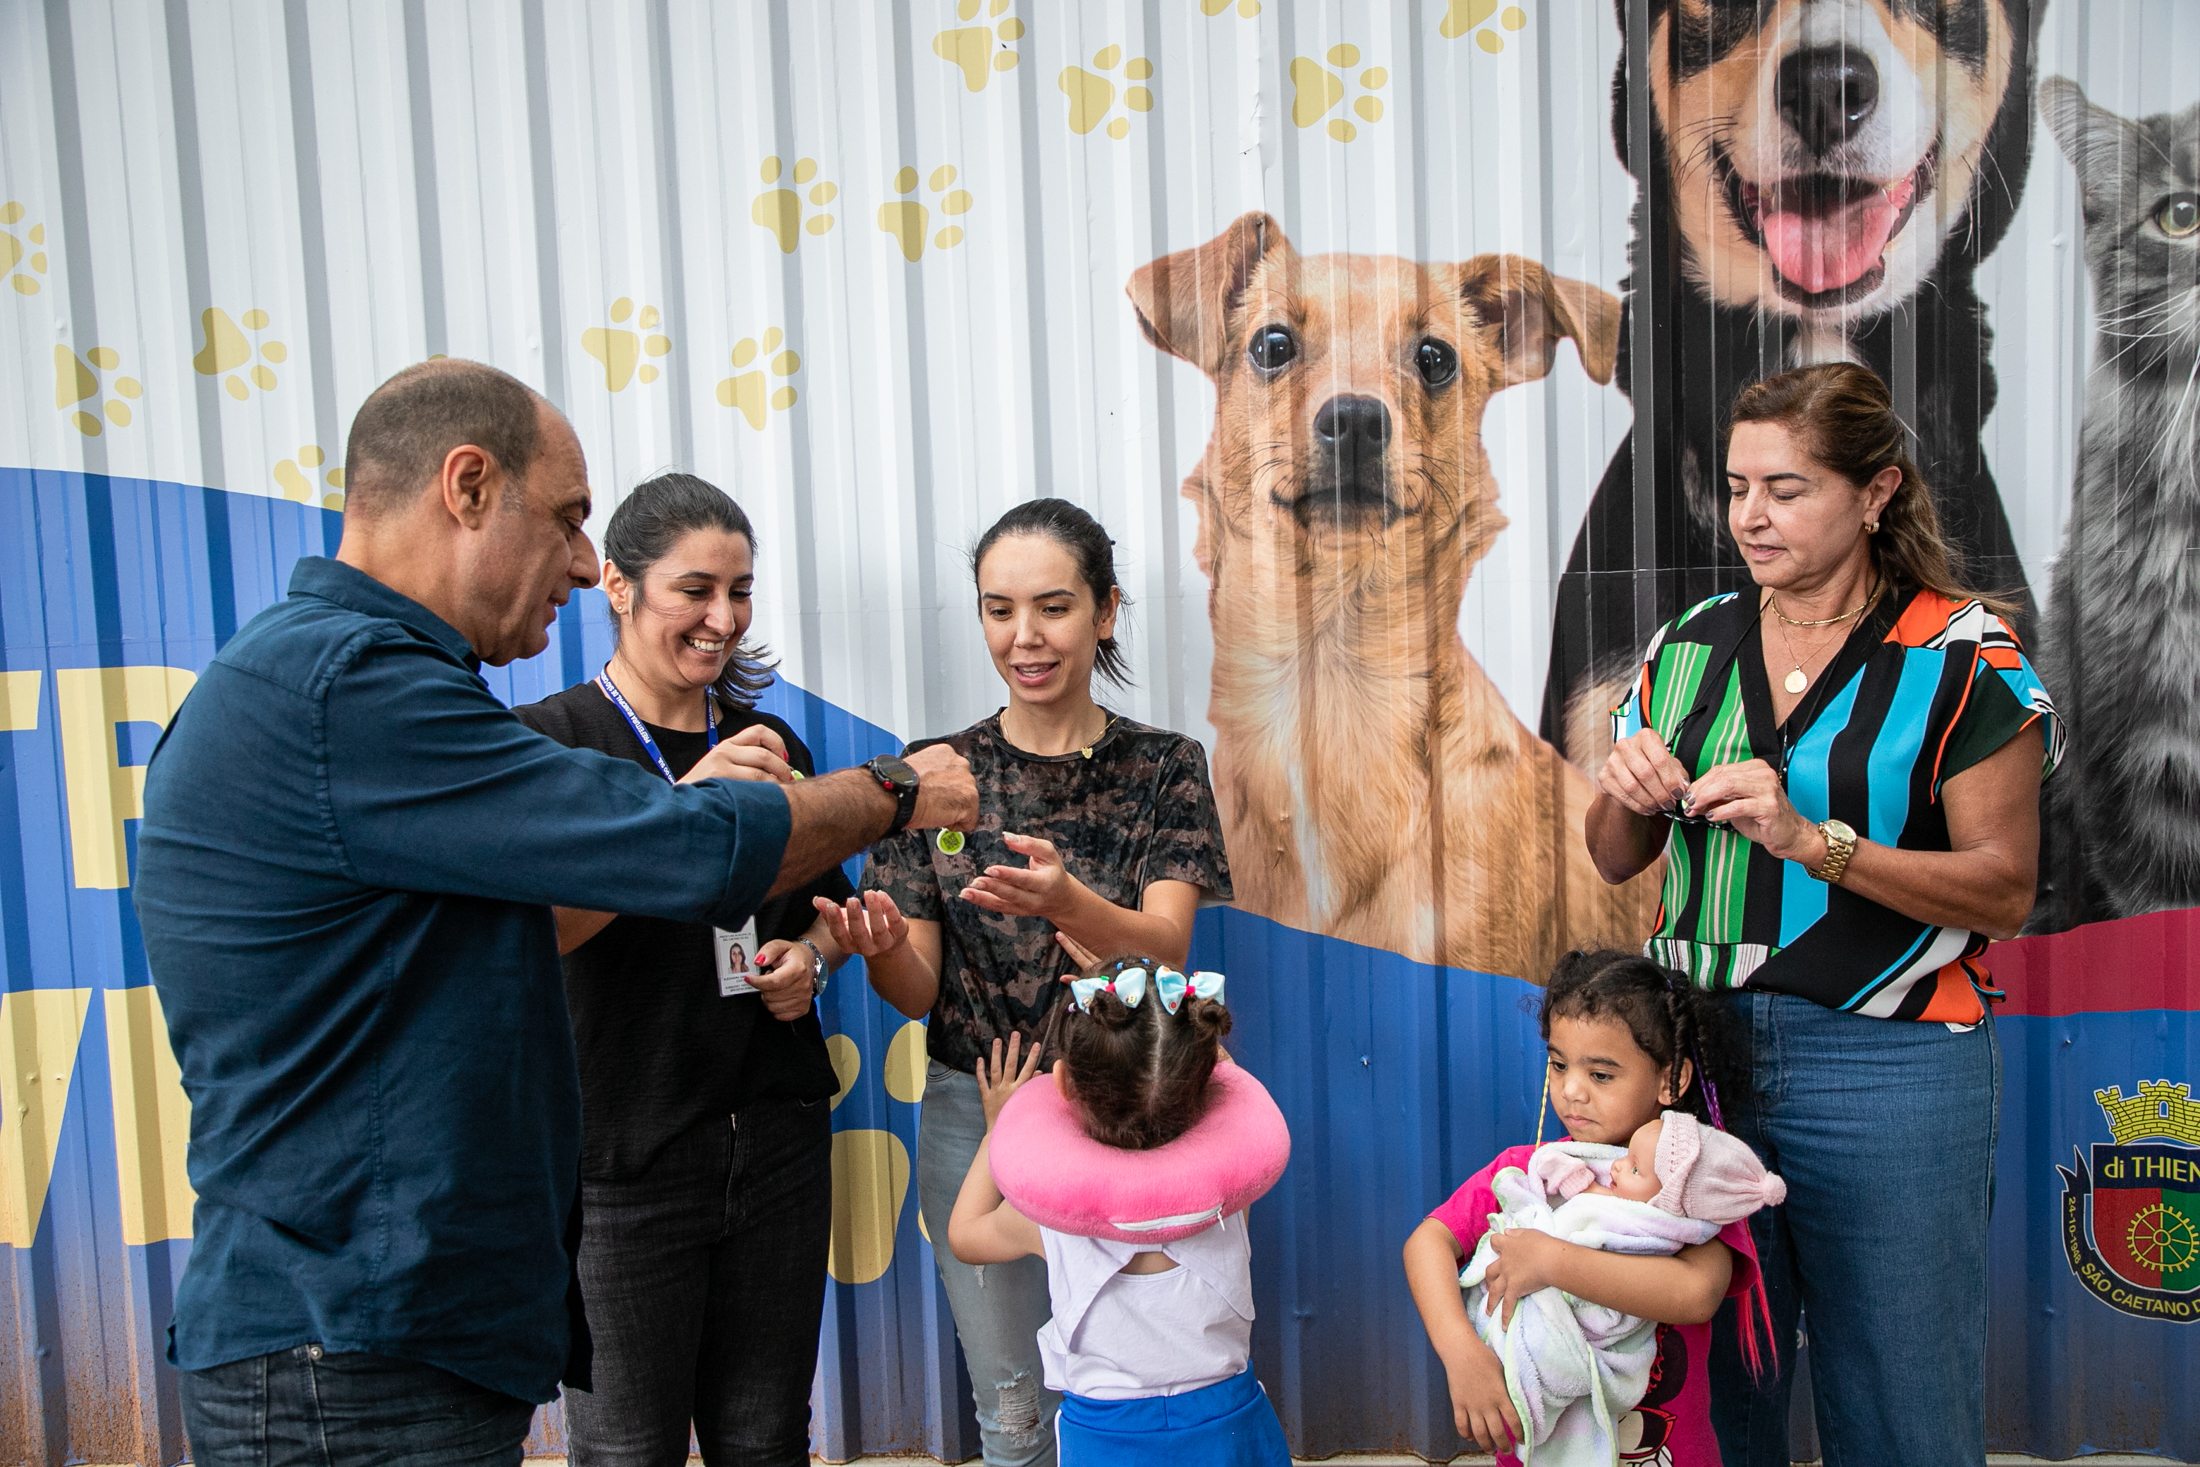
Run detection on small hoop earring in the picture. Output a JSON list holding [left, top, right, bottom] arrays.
[[1865, 521, 1879, 534]]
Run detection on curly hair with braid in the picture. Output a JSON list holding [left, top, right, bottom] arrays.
[[1536, 949, 1748, 1125], [1047, 955, 1232, 1150]]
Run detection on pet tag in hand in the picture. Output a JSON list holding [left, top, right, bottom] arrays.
[[936, 829, 965, 855]]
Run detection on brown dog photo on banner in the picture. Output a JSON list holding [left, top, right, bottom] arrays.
[[1128, 212, 1661, 982]]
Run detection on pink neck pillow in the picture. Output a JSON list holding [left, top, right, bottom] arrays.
[[989, 1062, 1291, 1244]]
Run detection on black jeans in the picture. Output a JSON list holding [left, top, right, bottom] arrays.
[[564, 1097, 834, 1467], [181, 1345, 536, 1467]]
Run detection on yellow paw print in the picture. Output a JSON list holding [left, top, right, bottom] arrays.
[[824, 1021, 929, 1284], [1196, 0, 1262, 15], [192, 308, 287, 399], [582, 298, 671, 392], [1439, 0, 1527, 53], [1060, 46, 1155, 139], [879, 165, 976, 262], [54, 345, 142, 437], [2, 203, 49, 295], [752, 157, 838, 254], [933, 0, 1024, 93], [1291, 46, 1389, 142], [273, 445, 346, 509], [716, 329, 800, 430]]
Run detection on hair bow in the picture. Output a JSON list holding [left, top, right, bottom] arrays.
[[1152, 968, 1227, 1014], [1067, 967, 1227, 1015]]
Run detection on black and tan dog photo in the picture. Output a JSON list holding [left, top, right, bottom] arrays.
[[1128, 213, 1661, 981], [1545, 0, 2046, 764]]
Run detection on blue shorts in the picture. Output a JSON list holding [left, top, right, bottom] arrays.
[[1055, 1368, 1290, 1466]]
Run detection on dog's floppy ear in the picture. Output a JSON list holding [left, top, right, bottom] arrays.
[[1127, 212, 1290, 378], [1457, 256, 1620, 388]]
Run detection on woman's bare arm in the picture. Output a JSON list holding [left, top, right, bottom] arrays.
[[1821, 723, 2043, 939], [1688, 723, 2044, 940], [1054, 878, 1202, 969]]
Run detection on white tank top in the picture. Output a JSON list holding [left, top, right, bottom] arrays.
[[1035, 1212, 1256, 1401]]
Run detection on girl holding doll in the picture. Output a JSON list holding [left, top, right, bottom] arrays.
[[1404, 950, 1771, 1466]]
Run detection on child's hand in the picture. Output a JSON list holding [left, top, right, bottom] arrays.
[[1054, 931, 1103, 970], [976, 1032, 1042, 1132], [1482, 1228, 1568, 1328], [1443, 1335, 1522, 1455]]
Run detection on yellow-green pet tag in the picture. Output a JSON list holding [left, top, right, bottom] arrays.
[[936, 829, 965, 855]]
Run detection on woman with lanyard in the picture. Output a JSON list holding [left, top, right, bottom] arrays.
[[514, 473, 854, 1467], [816, 499, 1232, 1467], [1587, 364, 2060, 1466]]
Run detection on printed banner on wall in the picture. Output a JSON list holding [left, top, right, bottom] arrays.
[[0, 1, 2193, 1462]]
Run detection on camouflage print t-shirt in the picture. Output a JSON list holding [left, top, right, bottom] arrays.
[[858, 712, 1232, 1074]]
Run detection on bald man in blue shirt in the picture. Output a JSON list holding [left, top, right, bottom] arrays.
[[133, 359, 973, 1467]]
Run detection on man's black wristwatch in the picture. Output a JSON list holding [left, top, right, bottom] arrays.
[[862, 754, 921, 836]]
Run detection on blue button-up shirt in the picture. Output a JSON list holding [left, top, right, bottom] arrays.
[[133, 558, 791, 1402]]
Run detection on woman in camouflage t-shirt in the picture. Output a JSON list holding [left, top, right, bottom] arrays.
[[817, 500, 1230, 1466]]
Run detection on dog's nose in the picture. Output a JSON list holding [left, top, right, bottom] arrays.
[[1777, 47, 1879, 154], [1313, 395, 1392, 473]]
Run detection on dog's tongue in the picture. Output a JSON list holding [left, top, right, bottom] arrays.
[[1761, 178, 1912, 294]]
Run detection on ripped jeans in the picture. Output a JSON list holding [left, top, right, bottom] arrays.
[[917, 1061, 1060, 1467]]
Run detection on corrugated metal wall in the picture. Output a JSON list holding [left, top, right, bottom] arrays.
[[1, 1, 2196, 1463]]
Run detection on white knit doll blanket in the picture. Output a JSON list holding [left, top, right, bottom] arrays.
[[1456, 1142, 1720, 1466]]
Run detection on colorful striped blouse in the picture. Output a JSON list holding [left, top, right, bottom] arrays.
[[1614, 587, 2062, 1024]]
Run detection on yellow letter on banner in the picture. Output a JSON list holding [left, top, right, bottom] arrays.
[[0, 670, 40, 730], [0, 988, 92, 1247], [55, 666, 196, 890], [104, 986, 195, 1244]]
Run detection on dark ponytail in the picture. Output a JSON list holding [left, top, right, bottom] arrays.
[[971, 498, 1133, 689], [1537, 949, 1747, 1126], [602, 472, 777, 708]]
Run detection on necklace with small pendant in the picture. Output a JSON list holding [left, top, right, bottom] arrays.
[[1766, 581, 1876, 694]]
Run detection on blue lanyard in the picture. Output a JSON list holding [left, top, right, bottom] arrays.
[[597, 671, 717, 784]]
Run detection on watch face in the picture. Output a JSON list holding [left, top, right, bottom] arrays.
[[1825, 819, 1858, 842], [873, 754, 917, 789]]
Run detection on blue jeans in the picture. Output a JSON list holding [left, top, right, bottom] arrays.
[[917, 1061, 1060, 1467], [181, 1346, 536, 1467], [562, 1099, 833, 1467], [1708, 991, 2000, 1467]]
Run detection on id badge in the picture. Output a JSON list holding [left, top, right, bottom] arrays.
[[714, 919, 760, 997]]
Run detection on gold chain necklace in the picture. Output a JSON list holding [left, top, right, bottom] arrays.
[[1765, 580, 1880, 695], [1769, 581, 1875, 628]]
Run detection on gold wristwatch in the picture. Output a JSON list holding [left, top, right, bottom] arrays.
[[1812, 819, 1858, 884]]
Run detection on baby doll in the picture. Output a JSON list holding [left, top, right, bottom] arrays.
[[1457, 1112, 1785, 1466]]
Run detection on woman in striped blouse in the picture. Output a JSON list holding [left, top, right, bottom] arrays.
[[1585, 363, 2059, 1467]]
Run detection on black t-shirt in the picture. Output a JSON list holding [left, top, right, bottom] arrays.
[[513, 681, 848, 1182], [858, 713, 1231, 1074]]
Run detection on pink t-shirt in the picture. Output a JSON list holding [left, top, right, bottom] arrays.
[[1427, 1144, 1761, 1467]]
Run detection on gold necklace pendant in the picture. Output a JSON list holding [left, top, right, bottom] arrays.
[[1785, 667, 1809, 694], [1080, 714, 1115, 759]]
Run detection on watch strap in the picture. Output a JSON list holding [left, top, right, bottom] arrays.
[[864, 756, 920, 836], [1812, 820, 1858, 884]]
